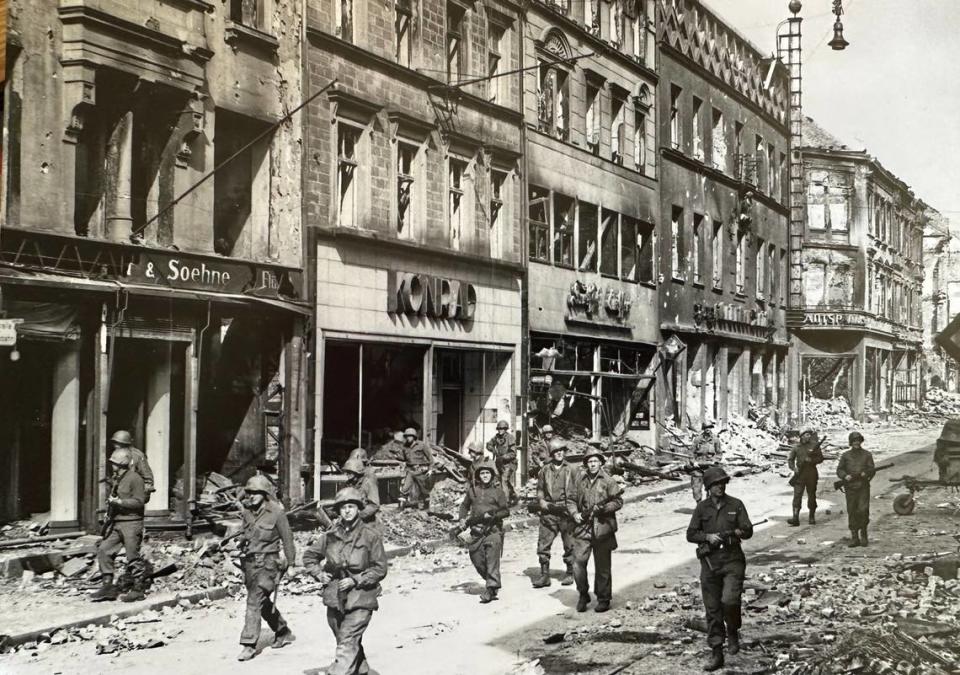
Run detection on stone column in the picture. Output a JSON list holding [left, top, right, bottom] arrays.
[[145, 343, 172, 512], [104, 110, 134, 242], [50, 343, 81, 527]]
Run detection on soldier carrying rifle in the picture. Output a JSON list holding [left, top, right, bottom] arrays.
[[531, 438, 574, 589], [787, 429, 825, 526], [458, 460, 510, 604], [837, 431, 875, 547]]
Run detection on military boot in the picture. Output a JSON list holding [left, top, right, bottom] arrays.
[[787, 508, 800, 526], [237, 646, 256, 661], [847, 529, 861, 547], [808, 509, 816, 525], [120, 584, 146, 603], [727, 629, 740, 655], [576, 593, 590, 612], [479, 588, 495, 604], [859, 527, 869, 547], [89, 575, 118, 602], [532, 562, 551, 588], [272, 628, 296, 649], [560, 564, 574, 586], [703, 646, 724, 671]]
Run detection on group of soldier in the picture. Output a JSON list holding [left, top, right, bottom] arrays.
[[90, 419, 881, 673]]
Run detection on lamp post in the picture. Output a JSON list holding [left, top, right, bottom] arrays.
[[828, 0, 850, 51]]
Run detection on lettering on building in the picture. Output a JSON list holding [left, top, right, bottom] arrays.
[[387, 271, 477, 321], [565, 280, 632, 324], [802, 312, 867, 327]]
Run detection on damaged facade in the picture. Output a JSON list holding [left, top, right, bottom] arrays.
[[524, 0, 660, 447], [655, 0, 791, 435], [921, 208, 956, 392], [304, 0, 525, 496], [0, 0, 308, 531], [788, 116, 925, 420]]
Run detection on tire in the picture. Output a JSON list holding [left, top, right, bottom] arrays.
[[893, 493, 916, 516]]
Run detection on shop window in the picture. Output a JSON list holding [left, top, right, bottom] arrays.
[[448, 156, 467, 249], [669, 84, 682, 150], [231, 0, 267, 31], [554, 193, 575, 267], [755, 236, 765, 299], [711, 109, 726, 171], [692, 213, 703, 284], [692, 96, 704, 162], [711, 219, 723, 290], [621, 216, 637, 282], [337, 122, 362, 229], [638, 221, 655, 283], [537, 63, 569, 141], [447, 3, 466, 83], [586, 83, 601, 156], [487, 20, 506, 103], [600, 209, 619, 277], [578, 201, 599, 273], [529, 185, 550, 263], [633, 111, 646, 173], [489, 168, 508, 258], [335, 0, 353, 41], [214, 109, 271, 256], [396, 141, 418, 238], [670, 205, 684, 280], [610, 93, 626, 164], [735, 230, 745, 294], [395, 0, 413, 66]]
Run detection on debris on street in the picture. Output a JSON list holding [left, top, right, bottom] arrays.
[[802, 396, 862, 430]]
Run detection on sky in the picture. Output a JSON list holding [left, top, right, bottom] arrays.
[[702, 0, 960, 223]]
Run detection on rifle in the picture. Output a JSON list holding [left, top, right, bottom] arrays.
[[833, 462, 894, 492], [521, 496, 568, 516], [788, 438, 827, 487], [572, 492, 623, 536], [100, 472, 122, 538], [619, 460, 683, 482], [696, 519, 769, 571]]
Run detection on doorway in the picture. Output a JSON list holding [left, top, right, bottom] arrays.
[[436, 350, 463, 450]]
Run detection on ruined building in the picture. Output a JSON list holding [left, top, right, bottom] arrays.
[[788, 116, 926, 420], [921, 209, 956, 393], [303, 0, 525, 494], [524, 0, 659, 448], [0, 0, 309, 530], [655, 0, 791, 435]]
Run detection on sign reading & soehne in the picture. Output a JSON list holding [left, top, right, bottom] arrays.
[[124, 251, 300, 297]]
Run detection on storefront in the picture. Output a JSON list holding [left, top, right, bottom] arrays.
[[312, 236, 523, 499], [0, 231, 307, 531]]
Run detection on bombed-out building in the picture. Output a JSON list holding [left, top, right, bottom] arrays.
[[0, 0, 309, 531], [523, 0, 660, 447], [303, 0, 525, 494], [920, 209, 955, 392], [655, 0, 791, 435], [788, 117, 925, 421]]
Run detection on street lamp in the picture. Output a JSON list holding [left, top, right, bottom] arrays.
[[828, 0, 849, 51]]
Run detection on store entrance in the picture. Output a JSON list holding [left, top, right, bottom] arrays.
[[436, 350, 464, 450]]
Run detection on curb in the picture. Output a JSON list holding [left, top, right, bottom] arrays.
[[2, 480, 689, 651]]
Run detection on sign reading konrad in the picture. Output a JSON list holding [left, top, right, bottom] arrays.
[[387, 271, 477, 321]]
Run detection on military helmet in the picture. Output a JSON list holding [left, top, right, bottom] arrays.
[[110, 430, 133, 446], [475, 459, 498, 479], [109, 448, 132, 467], [467, 441, 484, 455], [703, 466, 731, 489], [244, 474, 274, 494], [347, 447, 369, 465], [342, 458, 365, 475], [496, 420, 509, 430], [848, 431, 864, 443], [403, 427, 418, 438], [541, 424, 554, 434], [582, 449, 605, 464], [332, 486, 365, 509], [548, 438, 568, 454]]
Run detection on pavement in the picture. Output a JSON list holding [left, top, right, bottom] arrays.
[[0, 426, 941, 675]]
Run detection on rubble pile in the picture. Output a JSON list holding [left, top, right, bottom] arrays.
[[802, 397, 862, 430], [716, 416, 782, 474], [925, 388, 960, 417]]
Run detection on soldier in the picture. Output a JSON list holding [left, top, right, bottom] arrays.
[[458, 460, 510, 603], [787, 429, 824, 526], [686, 466, 754, 672], [532, 438, 574, 589], [342, 458, 380, 524], [487, 420, 518, 504], [837, 431, 876, 547], [467, 441, 487, 483], [398, 428, 435, 510], [236, 475, 297, 662], [690, 422, 722, 503], [90, 448, 147, 603], [346, 446, 369, 468], [110, 430, 155, 502], [304, 487, 388, 675], [566, 449, 623, 613]]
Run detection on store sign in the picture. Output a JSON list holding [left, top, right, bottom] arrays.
[[0, 319, 24, 346], [125, 252, 300, 298], [802, 312, 866, 327], [386, 271, 477, 321]]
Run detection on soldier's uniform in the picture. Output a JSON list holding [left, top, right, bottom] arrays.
[[466, 442, 487, 484], [342, 458, 380, 524], [459, 460, 510, 603], [687, 466, 754, 671], [566, 452, 623, 612], [690, 426, 721, 503], [304, 487, 388, 675], [399, 428, 434, 510], [487, 422, 518, 503], [837, 432, 876, 547], [788, 431, 824, 525], [532, 439, 574, 588], [92, 449, 147, 603], [237, 476, 296, 658], [110, 430, 155, 499]]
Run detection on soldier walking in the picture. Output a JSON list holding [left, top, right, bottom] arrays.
[[90, 448, 147, 603], [690, 422, 721, 503], [236, 475, 296, 661], [109, 430, 156, 502], [398, 428, 435, 510], [487, 420, 518, 504], [304, 487, 388, 675], [532, 438, 574, 588], [458, 460, 510, 603], [838, 431, 876, 547], [686, 467, 754, 671], [787, 429, 824, 526], [467, 441, 487, 484], [342, 457, 380, 524], [566, 450, 623, 613]]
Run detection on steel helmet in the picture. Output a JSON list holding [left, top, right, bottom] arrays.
[[109, 448, 132, 467], [548, 438, 568, 454], [332, 486, 365, 509], [403, 427, 418, 438], [541, 424, 554, 434], [110, 430, 133, 446], [342, 458, 365, 475], [347, 447, 369, 465], [848, 431, 864, 443], [467, 441, 484, 455], [244, 474, 274, 494], [582, 449, 605, 464], [496, 421, 509, 430], [703, 466, 731, 489], [475, 460, 498, 480]]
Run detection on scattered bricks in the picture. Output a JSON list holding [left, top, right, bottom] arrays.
[[59, 557, 91, 578]]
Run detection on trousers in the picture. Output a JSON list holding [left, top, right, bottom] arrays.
[[500, 462, 517, 501], [97, 519, 143, 576], [700, 556, 745, 648], [401, 467, 432, 506], [791, 467, 819, 511], [572, 535, 616, 602], [468, 531, 503, 589], [691, 472, 704, 502], [326, 607, 373, 675], [536, 516, 573, 567], [240, 555, 287, 646], [845, 485, 871, 530]]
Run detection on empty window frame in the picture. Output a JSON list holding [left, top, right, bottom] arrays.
[[638, 221, 655, 283], [767, 143, 776, 196], [337, 122, 362, 228], [396, 141, 418, 238], [578, 201, 599, 273], [448, 156, 468, 247], [692, 96, 704, 161], [487, 20, 506, 103], [611, 93, 626, 164], [231, 0, 267, 31], [447, 3, 466, 83], [671, 205, 684, 280], [735, 230, 746, 293], [395, 0, 413, 66], [755, 135, 765, 192], [693, 213, 704, 284], [600, 208, 619, 276], [586, 83, 601, 156], [621, 216, 638, 282], [537, 63, 569, 141], [554, 193, 575, 267], [755, 236, 765, 299], [711, 219, 723, 290], [529, 185, 550, 263], [711, 109, 726, 171], [335, 0, 354, 41], [489, 168, 508, 257], [631, 10, 645, 62], [633, 111, 647, 172], [669, 85, 682, 150]]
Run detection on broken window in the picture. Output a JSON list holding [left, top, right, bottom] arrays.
[[537, 63, 569, 141], [600, 209, 619, 277], [609, 0, 623, 47], [711, 109, 726, 171], [621, 216, 638, 282], [631, 9, 646, 62], [767, 143, 776, 197], [447, 3, 466, 83], [755, 236, 765, 299], [693, 213, 704, 284], [735, 230, 745, 294], [638, 221, 655, 284], [395, 0, 412, 66], [487, 20, 506, 103], [610, 93, 626, 165], [578, 201, 599, 273], [214, 108, 271, 256], [585, 0, 600, 35], [337, 122, 361, 229], [586, 83, 601, 156], [779, 151, 787, 203], [692, 96, 704, 162], [396, 141, 418, 238], [231, 0, 267, 31], [553, 193, 575, 267], [633, 111, 647, 173], [489, 168, 507, 258], [670, 84, 682, 150], [448, 156, 467, 248], [335, 0, 353, 41], [529, 185, 550, 263], [711, 219, 723, 290], [671, 205, 684, 280], [768, 244, 777, 304], [755, 135, 765, 192]]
